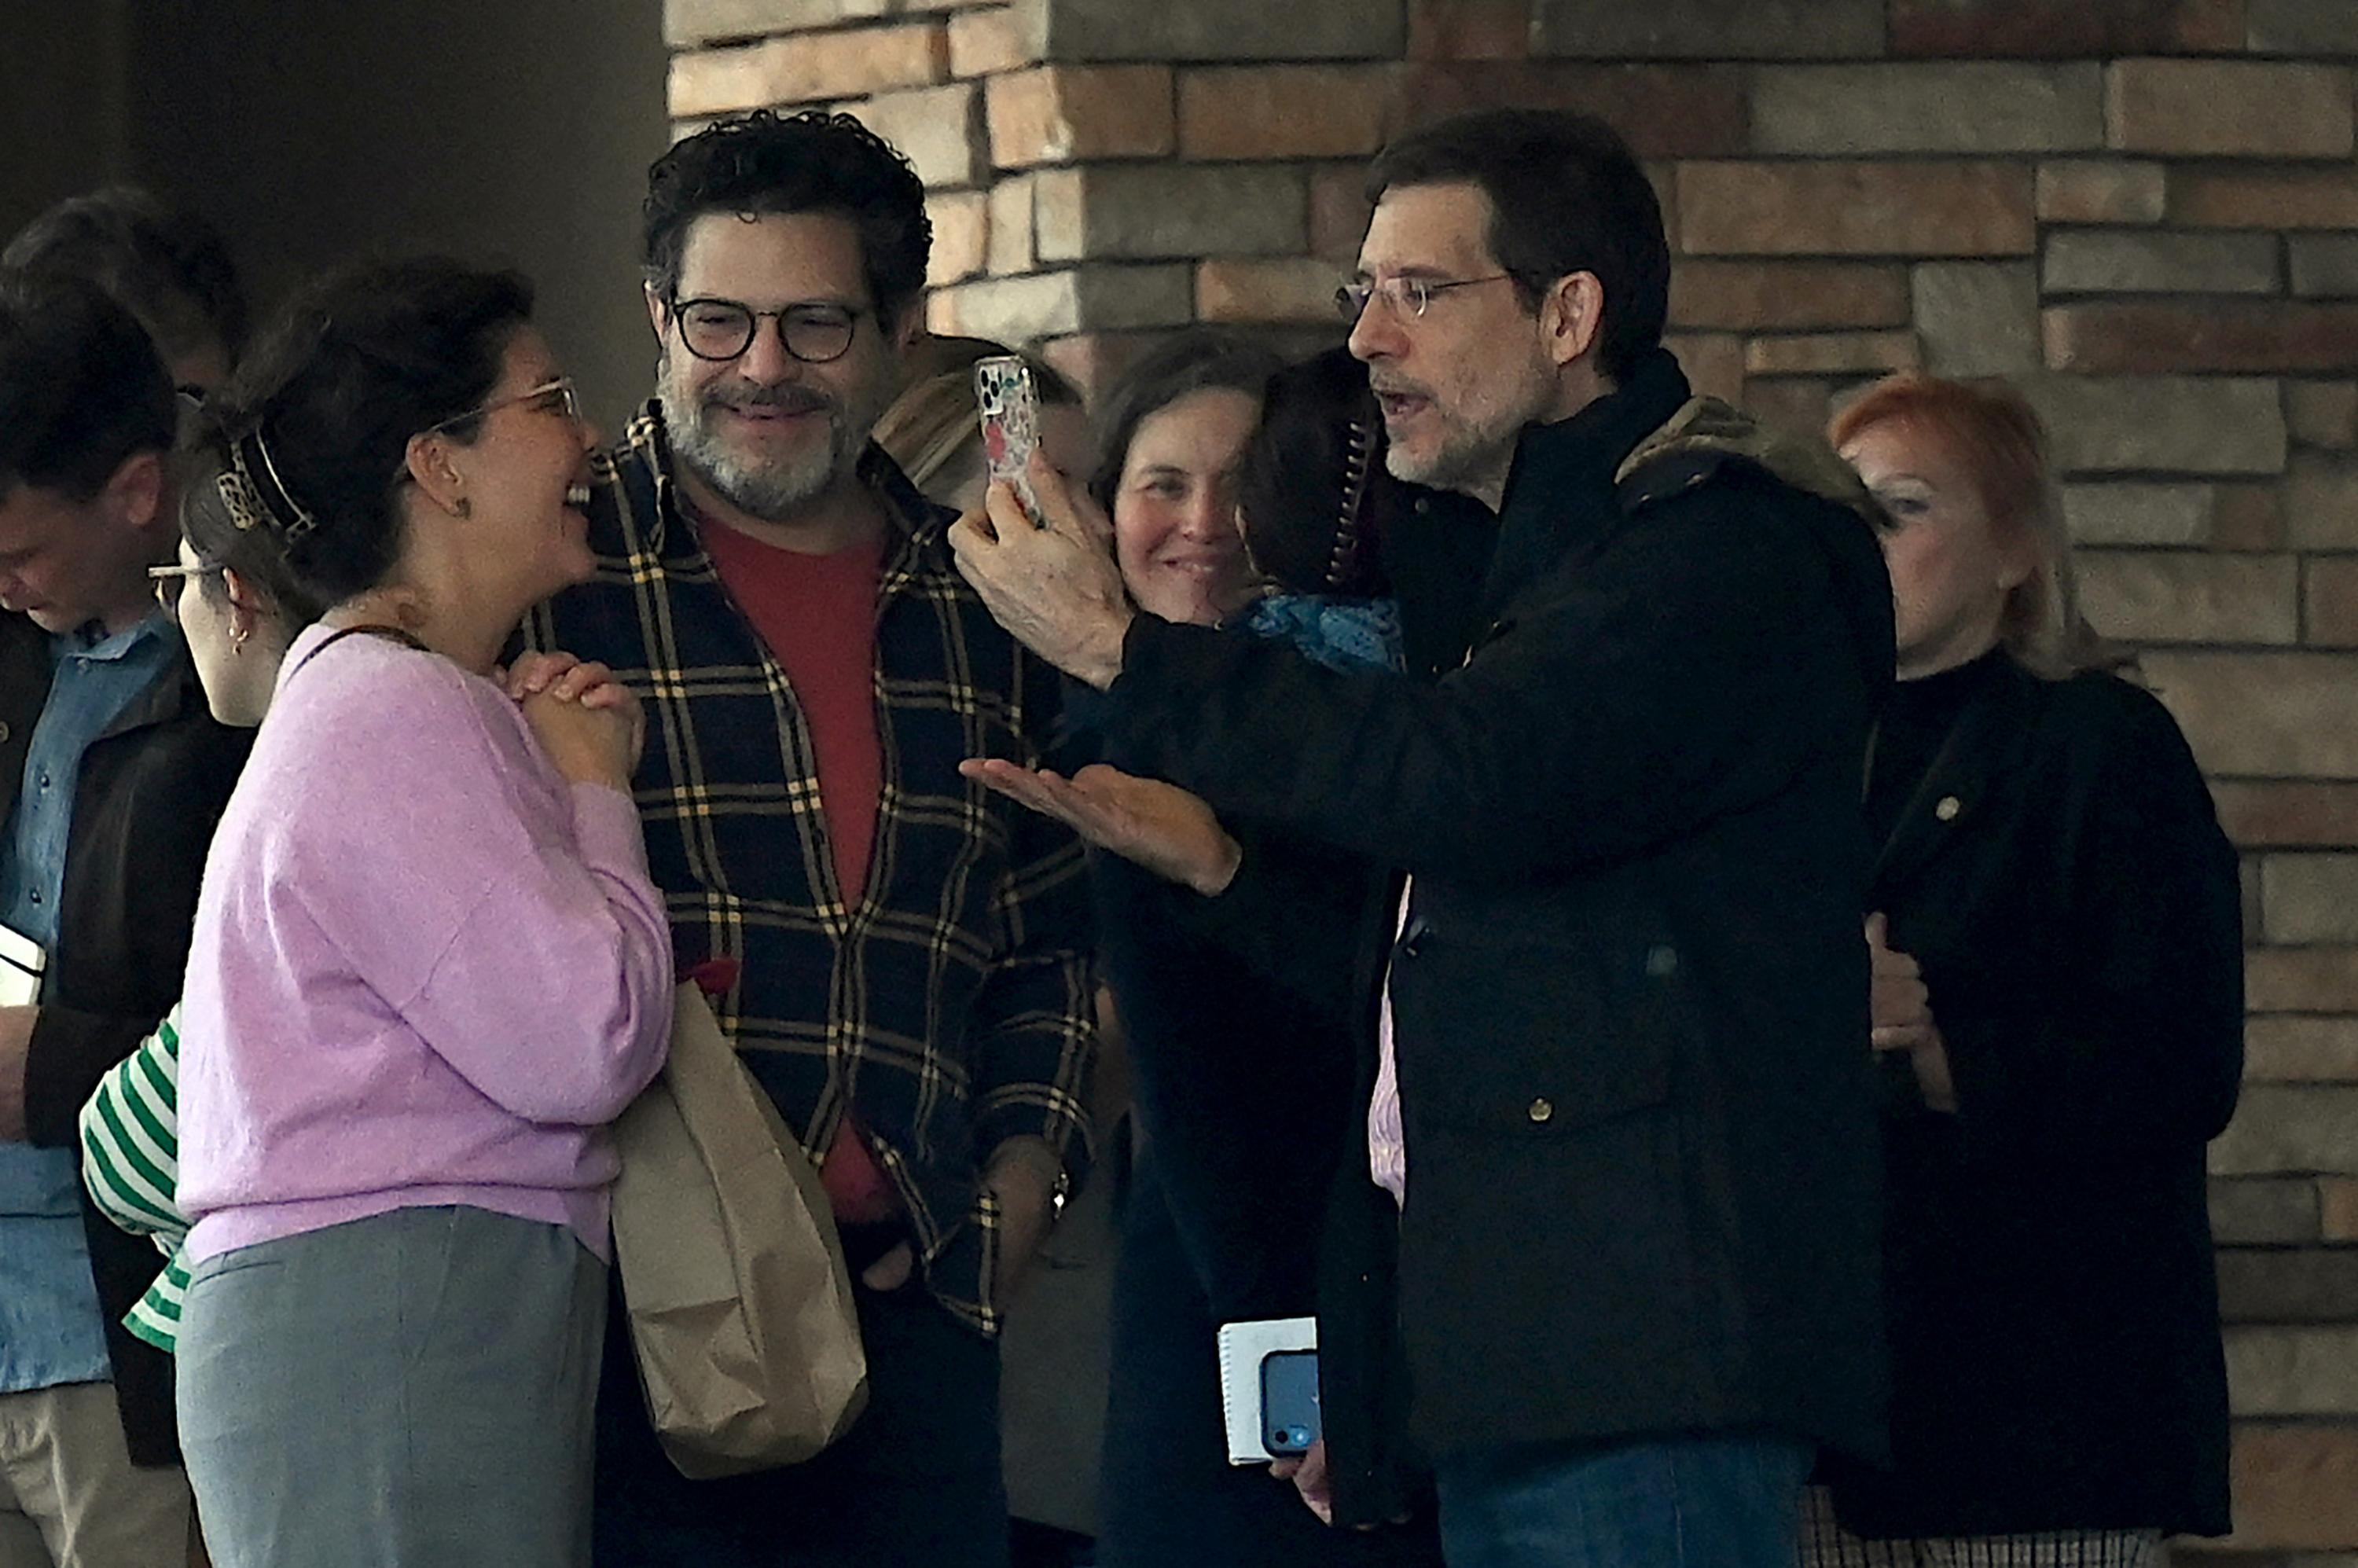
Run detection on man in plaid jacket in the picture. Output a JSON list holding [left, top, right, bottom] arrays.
[[531, 111, 1096, 1568]]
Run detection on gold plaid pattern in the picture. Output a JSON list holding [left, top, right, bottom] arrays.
[[527, 404, 1096, 1332]]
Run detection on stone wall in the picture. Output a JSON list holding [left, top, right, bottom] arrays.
[[666, 0, 2358, 1557]]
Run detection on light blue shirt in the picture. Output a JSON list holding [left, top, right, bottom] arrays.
[[0, 615, 174, 1394]]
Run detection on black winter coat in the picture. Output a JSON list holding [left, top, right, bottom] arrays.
[[1824, 653, 2242, 1540], [3, 614, 249, 1467], [1100, 351, 1897, 1471]]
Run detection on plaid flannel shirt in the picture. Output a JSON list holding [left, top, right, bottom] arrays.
[[527, 404, 1096, 1332]]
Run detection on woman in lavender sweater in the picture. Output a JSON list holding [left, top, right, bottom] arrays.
[[169, 260, 674, 1568]]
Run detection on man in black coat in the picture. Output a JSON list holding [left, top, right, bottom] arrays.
[[952, 108, 1896, 1567]]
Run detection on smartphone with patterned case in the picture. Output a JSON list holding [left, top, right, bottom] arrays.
[[973, 354, 1041, 525]]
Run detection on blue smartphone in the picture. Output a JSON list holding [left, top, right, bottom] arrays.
[[1260, 1349, 1322, 1457]]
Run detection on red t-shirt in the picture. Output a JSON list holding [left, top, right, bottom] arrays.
[[700, 517, 898, 1224]]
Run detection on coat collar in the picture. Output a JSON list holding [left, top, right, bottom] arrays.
[[1868, 653, 2047, 901]]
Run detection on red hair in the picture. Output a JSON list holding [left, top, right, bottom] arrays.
[[1831, 373, 2103, 678]]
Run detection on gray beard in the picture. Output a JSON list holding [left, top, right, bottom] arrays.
[[659, 389, 858, 523]]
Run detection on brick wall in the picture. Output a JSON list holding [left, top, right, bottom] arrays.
[[666, 0, 2358, 1557]]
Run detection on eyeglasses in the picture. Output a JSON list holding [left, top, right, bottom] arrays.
[[421, 376, 583, 439], [667, 297, 862, 364], [149, 562, 223, 623], [1335, 274, 1519, 322]]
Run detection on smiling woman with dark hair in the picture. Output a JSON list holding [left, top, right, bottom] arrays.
[[168, 259, 674, 1568]]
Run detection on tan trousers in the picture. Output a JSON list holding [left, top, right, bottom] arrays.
[[0, 1383, 192, 1568]]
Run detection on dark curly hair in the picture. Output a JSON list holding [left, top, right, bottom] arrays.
[[182, 257, 533, 616], [4, 186, 249, 365], [642, 111, 931, 330], [0, 270, 174, 501], [1368, 108, 1668, 383]]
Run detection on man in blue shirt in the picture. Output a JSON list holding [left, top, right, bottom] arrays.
[[0, 273, 248, 1567]]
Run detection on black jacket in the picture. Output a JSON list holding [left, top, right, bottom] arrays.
[[4, 614, 249, 1467], [1824, 654, 2241, 1540], [1101, 350, 1897, 1467]]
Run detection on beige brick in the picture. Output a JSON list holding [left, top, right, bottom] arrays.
[[1036, 330, 1171, 402], [2216, 483, 2290, 552], [1752, 64, 2101, 156], [1533, 0, 1883, 58], [2264, 855, 2358, 944], [1743, 331, 1918, 376], [2226, 1423, 2358, 1551], [1912, 261, 2040, 376], [1309, 164, 1372, 264], [1195, 258, 1342, 324], [2307, 557, 2358, 647], [2290, 382, 2358, 449], [2328, 1177, 2358, 1242], [669, 24, 948, 117], [2250, 0, 2358, 53], [2144, 651, 2358, 776], [1663, 333, 1743, 406], [2246, 951, 2358, 1015], [2213, 1082, 2358, 1181], [2062, 483, 2215, 547], [1668, 261, 1910, 332], [2175, 169, 2358, 230], [2078, 551, 2297, 644], [2211, 1177, 2324, 1244], [2108, 60, 2357, 159], [947, 6, 1027, 76], [2293, 237, 2358, 300], [2048, 302, 2358, 376], [924, 190, 987, 286], [856, 83, 982, 189], [2248, 1014, 2358, 1081], [1038, 0, 1405, 62], [2043, 230, 2279, 296], [925, 263, 1193, 342], [2224, 1324, 2358, 1414], [1746, 380, 1835, 440], [984, 66, 1173, 168], [1890, 0, 2242, 55], [2036, 160, 2168, 225], [1679, 162, 2035, 259], [985, 174, 1034, 276], [1034, 164, 1306, 263], [2027, 375, 2286, 476], [1179, 66, 1390, 161], [667, 0, 836, 48], [2290, 454, 2358, 550], [1408, 0, 1533, 60], [2217, 781, 2358, 848]]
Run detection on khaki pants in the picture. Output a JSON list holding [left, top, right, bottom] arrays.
[[0, 1382, 192, 1568]]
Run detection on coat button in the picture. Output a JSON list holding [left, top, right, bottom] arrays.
[[1645, 943, 1679, 978], [1936, 795, 1962, 822], [0, 721, 10, 744], [1526, 1096, 1554, 1124]]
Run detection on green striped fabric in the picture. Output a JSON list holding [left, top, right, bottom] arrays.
[[78, 1005, 191, 1351]]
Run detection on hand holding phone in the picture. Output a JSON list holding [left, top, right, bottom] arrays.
[[973, 354, 1041, 526]]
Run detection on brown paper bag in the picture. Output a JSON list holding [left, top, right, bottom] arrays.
[[610, 983, 868, 1478]]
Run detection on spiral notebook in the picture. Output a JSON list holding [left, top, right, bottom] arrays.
[[1214, 1316, 1316, 1465]]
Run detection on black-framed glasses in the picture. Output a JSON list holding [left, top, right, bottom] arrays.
[[1335, 273, 1519, 322], [149, 562, 223, 623], [667, 296, 862, 364], [421, 376, 583, 439]]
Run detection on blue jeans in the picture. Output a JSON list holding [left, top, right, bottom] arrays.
[[1434, 1434, 1813, 1568]]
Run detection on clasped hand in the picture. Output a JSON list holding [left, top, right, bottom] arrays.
[[503, 652, 644, 791]]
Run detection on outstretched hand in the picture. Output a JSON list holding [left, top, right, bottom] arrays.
[[947, 454, 1136, 690], [961, 758, 1241, 896]]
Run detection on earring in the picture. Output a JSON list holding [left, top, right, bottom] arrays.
[[454, 497, 472, 519], [230, 622, 251, 655]]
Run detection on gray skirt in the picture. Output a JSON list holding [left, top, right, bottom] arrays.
[[177, 1205, 606, 1568]]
